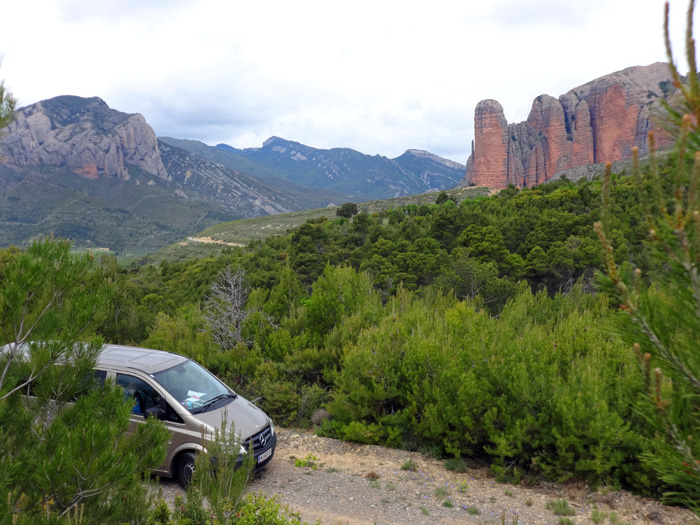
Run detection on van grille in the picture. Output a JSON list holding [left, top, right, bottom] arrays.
[[246, 426, 273, 455]]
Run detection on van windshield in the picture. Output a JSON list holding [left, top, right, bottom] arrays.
[[152, 360, 234, 413]]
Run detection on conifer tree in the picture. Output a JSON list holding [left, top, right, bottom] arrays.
[[0, 69, 16, 131], [0, 239, 169, 522], [596, 0, 700, 513]]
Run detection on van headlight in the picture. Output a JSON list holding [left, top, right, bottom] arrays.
[[269, 419, 275, 436], [239, 444, 247, 456]]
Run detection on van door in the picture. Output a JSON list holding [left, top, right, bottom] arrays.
[[115, 373, 186, 475]]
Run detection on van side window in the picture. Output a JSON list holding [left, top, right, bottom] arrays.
[[93, 370, 106, 386], [116, 373, 183, 423], [72, 370, 108, 400]]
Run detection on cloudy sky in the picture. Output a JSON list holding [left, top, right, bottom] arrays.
[[0, 0, 692, 163]]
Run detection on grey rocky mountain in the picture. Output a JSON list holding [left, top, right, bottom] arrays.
[[0, 95, 463, 255], [209, 136, 465, 200], [2, 96, 170, 181]]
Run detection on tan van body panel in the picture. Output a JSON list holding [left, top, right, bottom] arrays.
[[95, 345, 276, 482]]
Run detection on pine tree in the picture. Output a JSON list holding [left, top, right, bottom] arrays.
[[0, 239, 169, 522], [0, 70, 16, 131], [596, 0, 700, 513]]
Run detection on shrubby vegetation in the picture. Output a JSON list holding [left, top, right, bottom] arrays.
[[70, 155, 682, 499], [2, 2, 699, 518], [596, 0, 700, 510], [1, 152, 690, 516], [0, 239, 170, 523]]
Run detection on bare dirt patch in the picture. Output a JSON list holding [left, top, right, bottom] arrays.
[[186, 236, 245, 247], [160, 429, 698, 524]]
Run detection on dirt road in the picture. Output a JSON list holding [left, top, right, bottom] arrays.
[[160, 429, 698, 524]]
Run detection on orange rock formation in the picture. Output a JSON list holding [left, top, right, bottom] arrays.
[[464, 63, 675, 189]]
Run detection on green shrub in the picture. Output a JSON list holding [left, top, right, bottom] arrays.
[[400, 459, 417, 471], [294, 454, 319, 469], [328, 285, 644, 487], [236, 492, 304, 524], [546, 499, 575, 516], [444, 457, 468, 473]]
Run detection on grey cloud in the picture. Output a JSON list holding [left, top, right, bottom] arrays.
[[105, 64, 344, 146]]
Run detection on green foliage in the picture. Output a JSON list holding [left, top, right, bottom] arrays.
[[189, 415, 255, 524], [0, 71, 16, 131], [147, 499, 171, 525], [444, 457, 468, 473], [294, 454, 319, 469], [165, 417, 303, 525], [591, 508, 607, 524], [0, 238, 169, 523], [336, 202, 358, 218], [327, 285, 643, 485], [400, 459, 417, 471], [435, 191, 450, 205], [546, 499, 575, 516], [234, 492, 305, 524], [143, 304, 212, 362], [0, 237, 112, 352], [595, 1, 700, 513]]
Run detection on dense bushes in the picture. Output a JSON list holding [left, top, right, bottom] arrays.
[[131, 262, 661, 490], [324, 284, 646, 486], [81, 162, 690, 496]]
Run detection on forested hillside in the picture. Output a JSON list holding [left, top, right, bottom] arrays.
[[69, 162, 681, 497]]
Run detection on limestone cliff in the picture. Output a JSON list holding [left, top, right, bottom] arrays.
[[0, 95, 170, 181], [463, 63, 675, 189]]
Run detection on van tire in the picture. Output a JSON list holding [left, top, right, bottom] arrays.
[[177, 451, 196, 489]]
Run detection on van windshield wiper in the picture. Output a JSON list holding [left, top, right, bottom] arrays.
[[193, 392, 236, 413]]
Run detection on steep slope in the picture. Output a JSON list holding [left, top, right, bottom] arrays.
[[1, 95, 170, 180], [463, 62, 676, 189], [0, 162, 237, 257], [0, 96, 312, 255], [158, 137, 349, 208]]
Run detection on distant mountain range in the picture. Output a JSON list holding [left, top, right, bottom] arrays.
[[0, 95, 465, 255]]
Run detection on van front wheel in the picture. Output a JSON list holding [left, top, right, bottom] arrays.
[[177, 451, 196, 489]]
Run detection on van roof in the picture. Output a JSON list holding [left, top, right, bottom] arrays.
[[1, 342, 189, 375], [97, 344, 188, 375]]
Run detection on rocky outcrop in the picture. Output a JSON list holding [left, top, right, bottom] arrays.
[[463, 63, 675, 189], [0, 95, 170, 181]]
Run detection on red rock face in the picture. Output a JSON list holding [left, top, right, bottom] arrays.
[[465, 63, 674, 189], [469, 100, 509, 189]]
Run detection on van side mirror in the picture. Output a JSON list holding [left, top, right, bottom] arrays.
[[145, 406, 166, 420]]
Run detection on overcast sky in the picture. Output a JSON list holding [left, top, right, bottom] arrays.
[[0, 0, 692, 163]]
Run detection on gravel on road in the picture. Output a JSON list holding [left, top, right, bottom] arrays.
[[159, 428, 699, 524]]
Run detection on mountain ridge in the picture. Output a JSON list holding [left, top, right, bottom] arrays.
[[210, 135, 465, 200], [463, 62, 676, 189], [0, 95, 463, 255]]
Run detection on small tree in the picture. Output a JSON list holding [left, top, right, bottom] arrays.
[[435, 191, 450, 205], [0, 238, 169, 522], [205, 267, 251, 350], [596, 0, 700, 513], [336, 202, 358, 219], [0, 68, 16, 131]]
